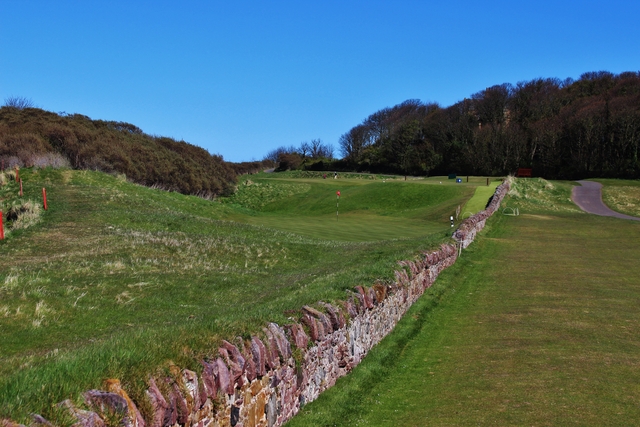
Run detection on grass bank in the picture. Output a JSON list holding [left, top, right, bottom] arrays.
[[0, 169, 483, 422], [287, 179, 640, 426], [595, 178, 640, 217]]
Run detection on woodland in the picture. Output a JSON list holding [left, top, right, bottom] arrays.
[[273, 71, 640, 179]]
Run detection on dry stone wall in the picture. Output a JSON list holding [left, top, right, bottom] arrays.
[[8, 180, 510, 427]]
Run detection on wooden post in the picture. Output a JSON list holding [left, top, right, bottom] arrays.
[[466, 176, 469, 182], [19, 179, 23, 196], [486, 177, 489, 186], [42, 187, 48, 210], [15, 167, 19, 182], [0, 211, 4, 240]]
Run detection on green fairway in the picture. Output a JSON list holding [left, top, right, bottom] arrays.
[[460, 180, 500, 216], [0, 169, 492, 422], [229, 174, 474, 240], [287, 179, 640, 426]]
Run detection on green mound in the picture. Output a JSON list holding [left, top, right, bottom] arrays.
[[0, 169, 487, 422]]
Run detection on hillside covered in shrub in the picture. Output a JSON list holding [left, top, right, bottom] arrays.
[[0, 106, 237, 196]]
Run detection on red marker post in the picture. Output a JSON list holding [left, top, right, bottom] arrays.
[[15, 167, 19, 182], [336, 190, 341, 221], [42, 188, 48, 210], [0, 211, 4, 240]]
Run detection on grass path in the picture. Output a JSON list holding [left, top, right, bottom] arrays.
[[287, 181, 640, 426]]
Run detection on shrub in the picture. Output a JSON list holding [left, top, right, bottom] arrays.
[[0, 107, 237, 196]]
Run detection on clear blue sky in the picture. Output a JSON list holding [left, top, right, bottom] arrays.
[[2, 1, 639, 162]]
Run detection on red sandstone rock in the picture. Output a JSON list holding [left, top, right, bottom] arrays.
[[200, 360, 218, 399], [289, 323, 309, 349], [215, 357, 232, 395], [301, 306, 332, 333], [170, 383, 189, 426], [84, 391, 130, 427], [31, 415, 54, 427], [243, 349, 257, 381], [145, 378, 168, 427], [268, 323, 292, 360], [371, 285, 387, 305], [350, 291, 365, 313], [161, 378, 178, 427], [221, 340, 246, 371], [182, 369, 200, 410], [262, 328, 280, 368], [219, 347, 244, 389], [345, 299, 358, 318], [320, 303, 343, 331], [367, 287, 377, 306], [250, 336, 267, 376], [58, 400, 105, 427], [301, 314, 319, 341], [355, 286, 373, 309], [312, 316, 326, 340], [104, 379, 145, 427]]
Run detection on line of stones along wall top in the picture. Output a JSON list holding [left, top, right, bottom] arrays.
[[9, 180, 511, 427]]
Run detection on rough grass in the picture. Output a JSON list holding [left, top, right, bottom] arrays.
[[5, 199, 43, 230], [507, 177, 583, 214], [287, 178, 640, 426], [595, 178, 640, 217], [0, 169, 486, 422]]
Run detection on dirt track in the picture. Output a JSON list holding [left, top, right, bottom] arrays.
[[572, 180, 640, 221]]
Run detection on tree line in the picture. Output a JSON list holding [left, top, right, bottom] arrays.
[[264, 139, 335, 171], [270, 71, 640, 179]]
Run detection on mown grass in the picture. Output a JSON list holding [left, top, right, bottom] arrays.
[[0, 168, 484, 422], [287, 179, 640, 426], [460, 180, 500, 217]]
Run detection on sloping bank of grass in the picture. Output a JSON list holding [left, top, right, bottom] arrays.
[[595, 178, 640, 218], [287, 178, 640, 426], [0, 169, 476, 423]]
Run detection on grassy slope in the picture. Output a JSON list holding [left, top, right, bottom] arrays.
[[231, 175, 475, 240], [287, 179, 640, 426], [594, 178, 640, 218], [0, 169, 477, 422]]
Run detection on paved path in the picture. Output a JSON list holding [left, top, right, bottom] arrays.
[[572, 180, 640, 221]]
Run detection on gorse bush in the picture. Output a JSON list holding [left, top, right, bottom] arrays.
[[0, 107, 237, 196]]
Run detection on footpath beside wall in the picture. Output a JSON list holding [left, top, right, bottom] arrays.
[[7, 180, 510, 427]]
